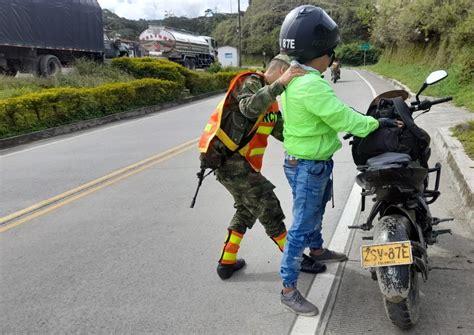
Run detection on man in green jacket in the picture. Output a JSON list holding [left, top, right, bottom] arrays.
[[278, 5, 402, 316]]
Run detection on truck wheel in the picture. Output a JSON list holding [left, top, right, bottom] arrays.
[[184, 59, 191, 69], [0, 68, 17, 76], [38, 55, 62, 77]]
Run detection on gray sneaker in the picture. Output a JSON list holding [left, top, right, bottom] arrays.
[[310, 248, 347, 263], [280, 289, 319, 316]]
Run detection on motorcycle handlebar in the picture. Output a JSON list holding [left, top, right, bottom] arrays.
[[410, 96, 453, 112], [431, 96, 453, 105]]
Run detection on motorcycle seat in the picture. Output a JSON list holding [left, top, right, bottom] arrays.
[[366, 152, 412, 170]]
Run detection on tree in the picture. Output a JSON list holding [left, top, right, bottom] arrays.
[[212, 18, 239, 47]]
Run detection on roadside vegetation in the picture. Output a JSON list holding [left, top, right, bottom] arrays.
[[365, 0, 473, 112], [0, 58, 241, 139], [2, 0, 472, 148], [451, 121, 474, 160], [0, 59, 134, 100], [362, 0, 473, 156]]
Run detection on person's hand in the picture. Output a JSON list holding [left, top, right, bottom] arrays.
[[378, 118, 404, 128], [277, 64, 307, 87]]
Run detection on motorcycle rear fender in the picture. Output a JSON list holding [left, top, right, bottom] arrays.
[[381, 206, 418, 237], [373, 214, 413, 303]]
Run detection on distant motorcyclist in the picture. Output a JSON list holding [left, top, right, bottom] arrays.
[[330, 57, 341, 83]]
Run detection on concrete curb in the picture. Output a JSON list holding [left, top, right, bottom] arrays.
[[0, 89, 226, 150], [432, 128, 474, 221]]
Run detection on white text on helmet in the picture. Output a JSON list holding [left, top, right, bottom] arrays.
[[281, 39, 295, 49]]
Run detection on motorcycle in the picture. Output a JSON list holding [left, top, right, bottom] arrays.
[[331, 62, 341, 83], [345, 70, 453, 329]]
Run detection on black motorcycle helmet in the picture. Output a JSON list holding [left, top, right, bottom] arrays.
[[279, 5, 341, 63]]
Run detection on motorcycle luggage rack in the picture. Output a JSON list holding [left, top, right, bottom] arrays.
[[427, 162, 441, 190], [423, 190, 440, 204], [421, 162, 442, 204]]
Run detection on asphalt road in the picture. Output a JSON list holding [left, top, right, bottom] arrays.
[[1, 69, 472, 334]]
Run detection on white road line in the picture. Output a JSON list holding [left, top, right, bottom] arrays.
[[290, 70, 377, 334], [0, 97, 222, 158], [353, 70, 378, 99], [290, 184, 362, 335]]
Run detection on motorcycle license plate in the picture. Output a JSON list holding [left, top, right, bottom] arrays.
[[361, 241, 413, 268]]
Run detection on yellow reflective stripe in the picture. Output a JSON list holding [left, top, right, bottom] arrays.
[[249, 147, 266, 156], [204, 123, 213, 132], [222, 252, 237, 262], [275, 235, 286, 250], [238, 143, 249, 156], [216, 129, 239, 151], [229, 234, 242, 245], [256, 126, 273, 135]]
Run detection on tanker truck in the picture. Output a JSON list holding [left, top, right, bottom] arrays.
[[0, 0, 104, 76], [139, 26, 217, 69]]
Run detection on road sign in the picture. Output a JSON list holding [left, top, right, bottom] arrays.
[[359, 42, 370, 50]]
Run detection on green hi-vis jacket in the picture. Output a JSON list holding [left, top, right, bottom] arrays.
[[281, 68, 379, 161]]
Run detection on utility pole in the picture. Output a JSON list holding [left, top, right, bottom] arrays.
[[237, 0, 242, 67]]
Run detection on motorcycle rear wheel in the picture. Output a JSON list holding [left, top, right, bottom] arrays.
[[383, 265, 420, 329]]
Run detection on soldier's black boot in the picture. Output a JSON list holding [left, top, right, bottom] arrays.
[[300, 254, 326, 274], [217, 259, 246, 280]]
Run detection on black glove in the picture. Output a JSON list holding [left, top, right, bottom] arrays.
[[378, 118, 399, 128]]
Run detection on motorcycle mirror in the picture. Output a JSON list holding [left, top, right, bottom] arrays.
[[425, 70, 448, 85], [415, 70, 448, 103]]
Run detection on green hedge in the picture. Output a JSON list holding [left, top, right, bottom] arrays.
[[0, 79, 181, 138], [111, 57, 241, 95], [111, 57, 186, 88], [1, 58, 243, 138], [336, 42, 382, 66]]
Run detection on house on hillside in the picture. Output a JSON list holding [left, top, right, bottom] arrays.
[[217, 46, 239, 67]]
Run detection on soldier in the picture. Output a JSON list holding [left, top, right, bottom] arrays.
[[198, 54, 327, 280]]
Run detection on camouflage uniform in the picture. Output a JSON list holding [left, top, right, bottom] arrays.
[[215, 74, 286, 238]]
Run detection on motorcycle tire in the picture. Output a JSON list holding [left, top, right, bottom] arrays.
[[383, 265, 420, 329], [374, 215, 420, 329]]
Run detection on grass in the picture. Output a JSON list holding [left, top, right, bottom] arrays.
[[451, 121, 474, 159], [364, 53, 473, 160], [0, 59, 134, 100], [364, 61, 473, 112], [242, 54, 266, 67]]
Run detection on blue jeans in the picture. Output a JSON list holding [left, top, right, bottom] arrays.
[[280, 155, 333, 288]]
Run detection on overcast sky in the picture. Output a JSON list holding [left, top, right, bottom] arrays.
[[98, 0, 249, 20]]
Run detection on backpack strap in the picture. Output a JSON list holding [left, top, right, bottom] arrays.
[[392, 97, 426, 141]]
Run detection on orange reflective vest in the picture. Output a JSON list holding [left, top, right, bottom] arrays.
[[198, 72, 279, 172]]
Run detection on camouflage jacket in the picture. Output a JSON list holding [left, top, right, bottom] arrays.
[[233, 73, 285, 141]]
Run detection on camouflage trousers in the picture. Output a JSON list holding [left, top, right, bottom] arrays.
[[215, 154, 286, 238]]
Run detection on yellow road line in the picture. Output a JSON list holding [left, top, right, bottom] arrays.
[[0, 138, 198, 233]]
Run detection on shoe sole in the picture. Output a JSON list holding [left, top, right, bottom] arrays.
[[312, 257, 348, 264], [281, 302, 319, 317]]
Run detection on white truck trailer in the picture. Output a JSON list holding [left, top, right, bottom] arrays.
[[139, 26, 217, 69]]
